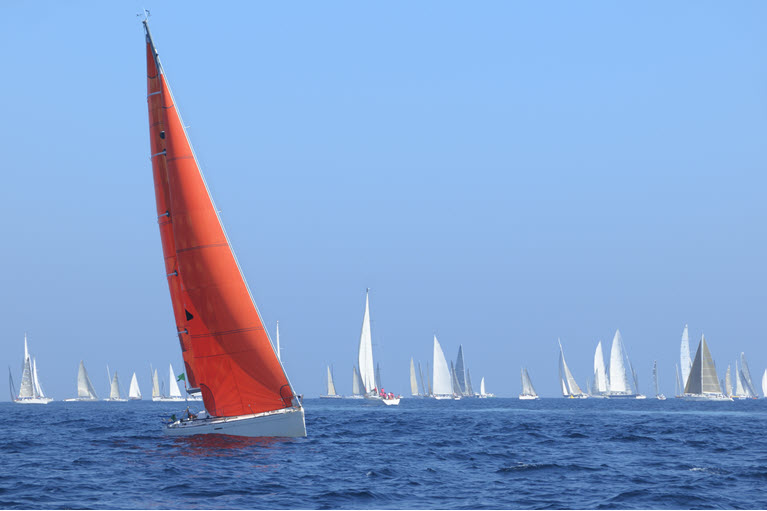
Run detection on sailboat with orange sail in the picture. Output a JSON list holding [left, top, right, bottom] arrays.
[[143, 17, 305, 437]]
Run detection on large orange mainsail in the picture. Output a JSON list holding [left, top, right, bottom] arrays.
[[144, 23, 296, 418]]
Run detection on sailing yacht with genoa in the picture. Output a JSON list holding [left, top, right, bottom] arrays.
[[12, 335, 53, 404], [558, 339, 587, 399], [682, 335, 731, 401], [65, 361, 99, 401], [519, 368, 539, 400], [320, 366, 342, 398], [143, 18, 305, 437]]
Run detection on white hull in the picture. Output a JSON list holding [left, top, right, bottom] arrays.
[[433, 394, 454, 400], [656, 394, 667, 400], [518, 394, 539, 400], [319, 395, 344, 399], [682, 393, 733, 401], [345, 395, 364, 399], [104, 398, 129, 402], [165, 407, 306, 438], [14, 397, 53, 404], [64, 398, 99, 402], [153, 397, 187, 402], [382, 398, 400, 406]]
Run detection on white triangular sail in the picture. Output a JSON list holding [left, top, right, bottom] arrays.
[[357, 290, 375, 394], [762, 369, 767, 398], [18, 335, 34, 399], [608, 329, 631, 393], [32, 358, 45, 398], [152, 368, 160, 398], [110, 373, 121, 400], [559, 340, 584, 396], [409, 358, 418, 396], [77, 361, 98, 400], [480, 377, 486, 396], [521, 368, 537, 397], [734, 360, 746, 396], [351, 366, 361, 395], [593, 340, 608, 393], [168, 364, 182, 398], [680, 324, 692, 390], [326, 366, 337, 396], [129, 372, 142, 399], [725, 365, 733, 396], [432, 336, 452, 396]]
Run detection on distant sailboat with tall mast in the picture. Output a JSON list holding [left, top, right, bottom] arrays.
[[558, 339, 587, 399], [65, 361, 99, 401], [143, 18, 304, 436], [653, 360, 666, 400], [347, 366, 364, 399], [104, 366, 128, 402], [605, 330, 643, 398], [591, 340, 609, 398], [409, 358, 421, 397], [320, 366, 342, 398], [13, 334, 53, 404], [683, 335, 731, 401], [680, 324, 692, 392], [762, 369, 767, 398], [432, 336, 455, 399], [519, 368, 539, 400], [129, 372, 142, 400], [355, 290, 399, 405]]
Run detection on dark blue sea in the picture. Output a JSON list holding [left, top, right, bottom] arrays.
[[2, 398, 767, 509]]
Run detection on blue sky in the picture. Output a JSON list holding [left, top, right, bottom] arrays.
[[2, 2, 766, 399]]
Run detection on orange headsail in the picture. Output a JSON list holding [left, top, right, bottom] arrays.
[[144, 22, 296, 417]]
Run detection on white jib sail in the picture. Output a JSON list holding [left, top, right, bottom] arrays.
[[326, 366, 337, 396], [432, 336, 452, 396], [680, 324, 692, 390], [110, 373, 121, 400], [168, 364, 182, 398], [594, 340, 608, 393], [129, 372, 142, 399], [410, 358, 418, 396], [762, 370, 767, 398], [78, 361, 98, 399], [480, 377, 486, 396], [521, 368, 537, 396], [352, 366, 361, 395], [559, 340, 583, 395], [19, 336, 34, 399], [152, 368, 160, 398], [357, 291, 376, 393], [32, 358, 45, 398], [609, 329, 631, 393]]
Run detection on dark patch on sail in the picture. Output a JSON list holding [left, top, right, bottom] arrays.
[[185, 309, 194, 321]]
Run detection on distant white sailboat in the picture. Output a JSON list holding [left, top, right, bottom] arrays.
[[320, 365, 342, 398], [151, 367, 161, 401], [680, 324, 692, 392], [762, 369, 767, 398], [105, 368, 128, 402], [454, 345, 471, 397], [356, 290, 399, 405], [409, 358, 420, 397], [558, 339, 587, 399], [683, 335, 731, 401], [653, 360, 666, 400], [65, 361, 99, 401], [519, 368, 539, 400], [347, 366, 364, 399], [739, 353, 758, 398], [606, 329, 643, 398], [166, 364, 185, 402], [478, 376, 494, 398], [432, 336, 455, 399], [592, 340, 609, 397], [13, 335, 53, 404], [129, 372, 142, 400]]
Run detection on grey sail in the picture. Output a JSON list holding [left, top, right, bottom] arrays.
[[352, 366, 361, 395], [427, 361, 433, 396], [418, 362, 426, 396], [465, 369, 474, 396], [559, 340, 584, 396], [454, 345, 467, 395], [725, 364, 733, 396], [675, 364, 682, 396], [684, 335, 722, 395], [450, 361, 461, 396], [110, 372, 121, 400], [740, 353, 758, 397], [653, 361, 659, 396]]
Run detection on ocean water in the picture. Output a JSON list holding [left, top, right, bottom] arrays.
[[2, 398, 767, 509]]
